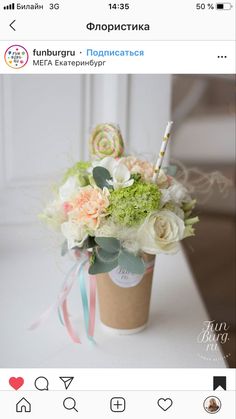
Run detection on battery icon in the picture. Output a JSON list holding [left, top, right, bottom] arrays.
[[216, 3, 233, 9]]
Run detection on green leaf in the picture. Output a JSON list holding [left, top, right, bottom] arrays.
[[89, 256, 118, 275], [93, 167, 113, 189], [118, 250, 145, 275], [95, 237, 121, 253], [61, 240, 68, 256], [97, 248, 119, 262]]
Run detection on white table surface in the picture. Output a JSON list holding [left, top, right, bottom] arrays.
[[0, 224, 226, 368]]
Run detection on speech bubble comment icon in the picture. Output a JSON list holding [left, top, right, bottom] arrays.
[[34, 376, 49, 391]]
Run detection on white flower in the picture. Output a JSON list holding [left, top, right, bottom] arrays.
[[61, 221, 88, 249], [107, 163, 134, 190], [160, 180, 190, 206], [171, 206, 185, 220], [138, 209, 185, 254], [93, 157, 133, 190], [156, 169, 169, 189], [92, 156, 118, 174], [95, 219, 119, 238], [96, 221, 140, 253], [121, 156, 154, 181], [119, 228, 141, 253], [40, 199, 65, 231], [59, 176, 79, 201], [163, 203, 185, 220]]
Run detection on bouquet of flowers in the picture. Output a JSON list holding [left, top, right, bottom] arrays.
[[41, 123, 198, 274], [39, 123, 199, 340]]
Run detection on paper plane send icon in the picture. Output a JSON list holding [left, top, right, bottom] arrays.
[[60, 377, 74, 390]]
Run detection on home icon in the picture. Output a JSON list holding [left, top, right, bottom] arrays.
[[16, 398, 31, 413]]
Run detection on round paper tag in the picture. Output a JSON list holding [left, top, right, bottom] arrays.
[[110, 266, 143, 288]]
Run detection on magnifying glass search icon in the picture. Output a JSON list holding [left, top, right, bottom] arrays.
[[63, 397, 78, 412]]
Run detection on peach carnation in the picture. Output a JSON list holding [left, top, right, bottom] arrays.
[[64, 186, 110, 230], [121, 156, 154, 181]]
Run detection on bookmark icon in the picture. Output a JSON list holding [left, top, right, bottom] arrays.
[[60, 377, 74, 390], [213, 376, 227, 391]]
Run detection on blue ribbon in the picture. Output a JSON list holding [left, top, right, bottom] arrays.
[[78, 260, 95, 343], [58, 258, 95, 343]]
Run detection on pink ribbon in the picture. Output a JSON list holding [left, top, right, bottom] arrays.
[[30, 258, 97, 344], [62, 297, 81, 344]]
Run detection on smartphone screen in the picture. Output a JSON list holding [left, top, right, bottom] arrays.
[[0, 1, 235, 417]]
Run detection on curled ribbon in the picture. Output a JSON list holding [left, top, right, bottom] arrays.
[[57, 259, 97, 344], [30, 256, 97, 344]]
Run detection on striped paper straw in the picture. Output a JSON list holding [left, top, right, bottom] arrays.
[[152, 121, 173, 182]]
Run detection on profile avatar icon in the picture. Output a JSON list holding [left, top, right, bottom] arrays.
[[4, 45, 29, 69], [203, 396, 221, 414]]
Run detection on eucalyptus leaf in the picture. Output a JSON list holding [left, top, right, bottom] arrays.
[[95, 237, 121, 253], [97, 248, 119, 262], [89, 257, 118, 275], [93, 167, 113, 189], [61, 240, 68, 256], [118, 250, 145, 275]]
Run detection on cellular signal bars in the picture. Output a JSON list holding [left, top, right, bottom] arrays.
[[3, 3, 15, 9]]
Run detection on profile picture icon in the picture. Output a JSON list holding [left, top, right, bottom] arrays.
[[203, 396, 221, 414], [4, 45, 29, 69]]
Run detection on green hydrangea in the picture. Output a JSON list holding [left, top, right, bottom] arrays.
[[63, 161, 91, 186], [109, 181, 161, 227]]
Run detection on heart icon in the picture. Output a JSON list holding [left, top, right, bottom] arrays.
[[157, 398, 173, 411], [9, 377, 24, 390]]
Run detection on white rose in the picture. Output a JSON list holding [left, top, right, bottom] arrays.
[[138, 209, 185, 254], [61, 221, 88, 249], [160, 180, 190, 206]]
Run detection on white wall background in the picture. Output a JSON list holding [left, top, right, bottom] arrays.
[[0, 74, 171, 224]]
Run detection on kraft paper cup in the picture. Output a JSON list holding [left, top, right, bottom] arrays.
[[96, 254, 155, 334]]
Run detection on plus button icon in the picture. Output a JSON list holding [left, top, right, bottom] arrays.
[[110, 397, 126, 412]]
